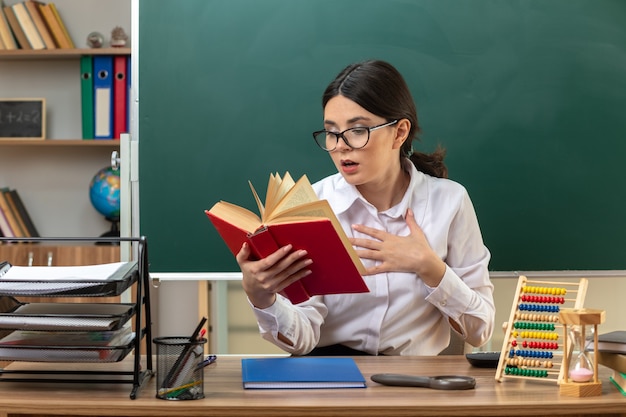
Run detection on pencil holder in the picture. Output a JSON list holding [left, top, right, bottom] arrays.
[[154, 336, 207, 400]]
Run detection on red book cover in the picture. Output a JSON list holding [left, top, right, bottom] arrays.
[[113, 55, 128, 139], [206, 211, 369, 304]]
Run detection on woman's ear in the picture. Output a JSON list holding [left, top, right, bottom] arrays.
[[393, 119, 411, 149]]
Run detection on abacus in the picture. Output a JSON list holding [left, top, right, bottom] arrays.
[[495, 275, 588, 384]]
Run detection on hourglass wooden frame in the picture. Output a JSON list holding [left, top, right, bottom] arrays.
[[558, 308, 605, 397], [496, 276, 589, 385]]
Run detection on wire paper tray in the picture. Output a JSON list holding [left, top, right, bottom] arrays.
[[0, 302, 136, 331], [0, 237, 153, 399], [0, 335, 136, 363], [0, 262, 138, 297]]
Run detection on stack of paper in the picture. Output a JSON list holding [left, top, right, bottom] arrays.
[[0, 262, 135, 295]]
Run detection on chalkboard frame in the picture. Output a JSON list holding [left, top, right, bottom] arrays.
[[0, 98, 46, 140]]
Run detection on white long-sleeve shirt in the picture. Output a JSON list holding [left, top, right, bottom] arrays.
[[251, 160, 495, 355]]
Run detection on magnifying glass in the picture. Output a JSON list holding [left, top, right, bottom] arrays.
[[371, 373, 476, 390]]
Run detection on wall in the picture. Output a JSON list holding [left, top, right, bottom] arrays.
[[0, 0, 131, 238]]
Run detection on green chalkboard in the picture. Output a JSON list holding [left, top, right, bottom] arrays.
[[138, 0, 626, 272]]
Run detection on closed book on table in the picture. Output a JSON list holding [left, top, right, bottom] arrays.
[[597, 330, 626, 354], [241, 357, 367, 389], [596, 351, 626, 374], [609, 370, 626, 396]]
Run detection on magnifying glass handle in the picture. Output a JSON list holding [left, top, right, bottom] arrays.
[[371, 373, 476, 390], [371, 373, 431, 387]]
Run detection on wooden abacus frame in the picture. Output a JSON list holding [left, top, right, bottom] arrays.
[[495, 276, 588, 384]]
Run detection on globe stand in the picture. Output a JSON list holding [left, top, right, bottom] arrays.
[[96, 217, 120, 245]]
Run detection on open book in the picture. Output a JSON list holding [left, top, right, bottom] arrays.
[[205, 172, 368, 304]]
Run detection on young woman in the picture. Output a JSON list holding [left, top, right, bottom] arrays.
[[236, 60, 495, 356]]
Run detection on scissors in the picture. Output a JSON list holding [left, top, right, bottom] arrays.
[[371, 373, 476, 390]]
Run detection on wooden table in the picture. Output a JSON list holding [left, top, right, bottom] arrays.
[[0, 355, 624, 417]]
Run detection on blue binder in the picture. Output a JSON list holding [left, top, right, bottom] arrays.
[[93, 55, 113, 139]]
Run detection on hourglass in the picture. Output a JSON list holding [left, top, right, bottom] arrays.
[[559, 308, 605, 397]]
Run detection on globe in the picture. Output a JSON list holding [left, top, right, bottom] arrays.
[[89, 166, 121, 221]]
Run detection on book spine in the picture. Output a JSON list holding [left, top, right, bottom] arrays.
[[24, 0, 55, 49], [609, 375, 626, 396], [12, 2, 44, 50], [596, 351, 626, 374], [3, 189, 29, 237], [0, 6, 18, 50], [3, 5, 30, 49], [0, 208, 15, 238], [48, 2, 73, 47], [38, 2, 69, 48], [9, 189, 39, 237], [0, 189, 22, 237]]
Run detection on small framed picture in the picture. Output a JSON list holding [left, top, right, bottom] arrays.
[[0, 98, 46, 140]]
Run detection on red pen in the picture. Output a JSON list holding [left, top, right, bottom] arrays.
[[198, 328, 206, 340]]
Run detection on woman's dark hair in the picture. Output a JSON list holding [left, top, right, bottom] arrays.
[[322, 60, 447, 179]]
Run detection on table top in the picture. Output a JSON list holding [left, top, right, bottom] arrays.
[[0, 355, 624, 417]]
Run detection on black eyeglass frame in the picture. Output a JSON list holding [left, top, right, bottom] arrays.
[[312, 119, 399, 151]]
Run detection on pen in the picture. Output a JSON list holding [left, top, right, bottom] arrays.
[[196, 354, 217, 370]]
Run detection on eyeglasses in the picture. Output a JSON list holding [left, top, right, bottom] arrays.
[[312, 120, 398, 151]]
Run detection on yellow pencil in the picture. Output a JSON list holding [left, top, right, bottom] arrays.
[[158, 380, 201, 396]]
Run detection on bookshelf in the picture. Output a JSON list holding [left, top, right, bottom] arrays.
[[0, 0, 130, 241], [0, 139, 120, 147], [0, 47, 129, 59]]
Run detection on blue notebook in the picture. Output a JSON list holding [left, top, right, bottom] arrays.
[[241, 357, 367, 389]]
